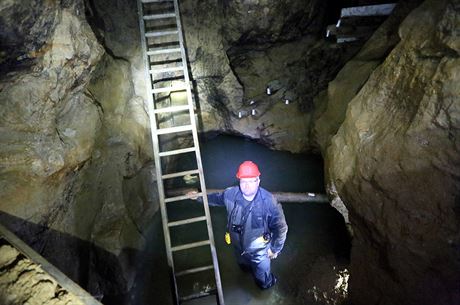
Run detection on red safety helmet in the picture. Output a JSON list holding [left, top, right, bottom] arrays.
[[236, 161, 261, 179]]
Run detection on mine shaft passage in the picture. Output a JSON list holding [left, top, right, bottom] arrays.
[[131, 135, 351, 305]]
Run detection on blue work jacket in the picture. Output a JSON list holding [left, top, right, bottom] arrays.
[[207, 186, 288, 256]]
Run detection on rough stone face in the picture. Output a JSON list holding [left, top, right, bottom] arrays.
[[0, 6, 103, 219], [0, 2, 112, 298], [0, 244, 86, 305], [313, 0, 424, 224], [0, 0, 157, 301], [83, 0, 374, 156], [179, 0, 362, 152], [0, 0, 60, 73], [227, 38, 360, 152], [313, 0, 425, 154], [179, 0, 244, 132], [84, 0, 146, 99], [74, 55, 157, 297], [326, 0, 460, 304], [1, 0, 162, 296], [3, 1, 457, 305], [221, 0, 327, 45]]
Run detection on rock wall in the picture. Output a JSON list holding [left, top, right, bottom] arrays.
[[1, 0, 103, 294], [179, 0, 361, 152], [3, 1, 458, 305], [0, 0, 356, 301], [0, 0, 156, 301], [313, 0, 424, 225], [326, 0, 460, 304]]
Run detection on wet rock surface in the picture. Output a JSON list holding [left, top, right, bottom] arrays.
[[326, 0, 460, 304], [0, 0, 458, 305], [0, 3, 103, 234], [180, 0, 361, 152], [0, 243, 86, 305], [0, 0, 154, 301], [0, 0, 59, 74], [313, 0, 424, 226]]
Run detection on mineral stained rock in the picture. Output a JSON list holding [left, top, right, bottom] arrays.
[[180, 0, 361, 152], [326, 0, 460, 304], [313, 0, 424, 226], [0, 1, 154, 300], [2, 1, 458, 305], [0, 1, 107, 296], [0, 6, 103, 219], [0, 244, 87, 305], [0, 0, 59, 73]]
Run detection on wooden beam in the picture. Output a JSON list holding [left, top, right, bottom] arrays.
[[166, 188, 329, 203]]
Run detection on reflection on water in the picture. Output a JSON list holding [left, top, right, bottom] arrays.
[[131, 135, 350, 305]]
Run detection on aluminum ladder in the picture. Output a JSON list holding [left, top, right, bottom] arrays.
[[136, 0, 224, 304]]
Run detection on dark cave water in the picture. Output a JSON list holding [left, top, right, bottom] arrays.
[[130, 135, 351, 305], [199, 135, 325, 193]]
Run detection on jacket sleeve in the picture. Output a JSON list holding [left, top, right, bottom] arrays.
[[268, 195, 288, 254], [204, 191, 226, 207]]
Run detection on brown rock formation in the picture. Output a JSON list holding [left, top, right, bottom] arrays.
[[0, 0, 61, 73], [0, 244, 86, 305], [0, 0, 155, 300], [0, 5, 103, 224], [0, 0, 107, 295], [313, 0, 424, 225], [326, 0, 460, 304], [1, 1, 458, 305], [179, 0, 362, 152]]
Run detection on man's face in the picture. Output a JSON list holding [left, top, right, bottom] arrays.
[[239, 177, 260, 198]]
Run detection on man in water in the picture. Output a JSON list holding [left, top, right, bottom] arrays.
[[194, 160, 288, 289]]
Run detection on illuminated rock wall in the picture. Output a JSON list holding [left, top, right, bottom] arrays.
[[326, 0, 460, 304]]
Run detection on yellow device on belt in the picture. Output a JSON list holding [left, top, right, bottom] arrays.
[[225, 232, 231, 244]]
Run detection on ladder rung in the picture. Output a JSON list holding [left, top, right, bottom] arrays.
[[175, 265, 214, 277], [149, 66, 184, 74], [155, 124, 193, 135], [171, 240, 210, 252], [168, 216, 207, 227], [154, 105, 190, 114], [159, 147, 195, 157], [162, 169, 199, 179], [164, 192, 203, 203], [151, 84, 188, 93], [143, 13, 176, 20], [145, 30, 178, 37], [146, 48, 181, 55], [179, 289, 217, 302]]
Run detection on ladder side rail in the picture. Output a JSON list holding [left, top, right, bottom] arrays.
[[136, 1, 180, 304], [173, 0, 192, 87], [173, 1, 225, 304]]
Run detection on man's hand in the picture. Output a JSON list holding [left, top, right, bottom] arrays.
[[186, 190, 199, 200], [268, 248, 278, 259]]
